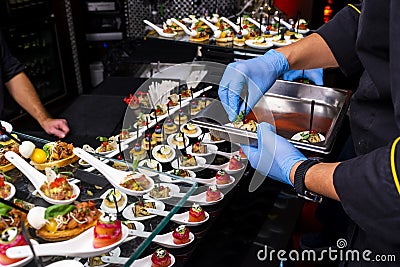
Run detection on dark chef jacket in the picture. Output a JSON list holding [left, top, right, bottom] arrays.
[[0, 32, 24, 114], [317, 1, 400, 265]]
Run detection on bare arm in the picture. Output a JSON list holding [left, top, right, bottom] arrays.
[[289, 161, 341, 201], [5, 72, 69, 138], [276, 33, 339, 70]]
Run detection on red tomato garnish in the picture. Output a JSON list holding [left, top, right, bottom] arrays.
[[0, 176, 4, 187]]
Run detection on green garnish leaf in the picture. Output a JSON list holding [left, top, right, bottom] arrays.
[[43, 142, 55, 159], [0, 203, 12, 217], [45, 204, 76, 220], [96, 136, 109, 142]]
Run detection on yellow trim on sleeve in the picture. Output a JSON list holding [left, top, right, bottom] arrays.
[[348, 4, 361, 14], [390, 137, 400, 195]]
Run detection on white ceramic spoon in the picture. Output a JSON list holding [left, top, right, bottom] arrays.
[[171, 18, 197, 36], [198, 161, 245, 175], [171, 156, 207, 171], [101, 253, 175, 266], [192, 175, 235, 188], [199, 17, 221, 38], [245, 17, 267, 32], [143, 20, 177, 38], [72, 147, 154, 196], [147, 208, 209, 226], [3, 181, 16, 201], [220, 17, 239, 32], [274, 17, 310, 34], [128, 229, 195, 248], [172, 191, 224, 206], [6, 225, 129, 259], [4, 151, 80, 205]]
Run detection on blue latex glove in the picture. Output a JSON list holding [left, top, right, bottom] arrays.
[[241, 122, 307, 185], [283, 68, 324, 85], [218, 50, 289, 121]]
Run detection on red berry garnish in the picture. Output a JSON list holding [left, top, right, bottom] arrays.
[[135, 143, 140, 147], [244, 118, 249, 124], [156, 125, 161, 129], [186, 154, 192, 159], [196, 142, 200, 145], [310, 130, 317, 134], [238, 31, 242, 35], [117, 155, 123, 160]]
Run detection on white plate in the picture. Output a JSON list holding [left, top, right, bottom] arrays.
[[271, 39, 292, 47], [3, 181, 16, 201], [95, 146, 117, 155], [291, 131, 326, 143], [201, 132, 225, 144], [47, 260, 84, 267], [78, 159, 91, 167], [180, 124, 202, 138], [6, 226, 129, 258], [100, 189, 128, 214], [171, 156, 206, 170], [0, 239, 38, 267], [144, 183, 180, 200], [245, 39, 273, 49], [174, 191, 224, 206], [194, 175, 235, 188], [159, 170, 196, 184], [129, 253, 175, 267], [138, 159, 162, 177], [122, 200, 165, 221], [186, 144, 218, 157], [166, 134, 189, 150], [152, 145, 176, 163]]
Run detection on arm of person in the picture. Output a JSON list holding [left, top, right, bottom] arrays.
[[5, 72, 69, 138], [244, 123, 400, 245], [289, 139, 400, 245]]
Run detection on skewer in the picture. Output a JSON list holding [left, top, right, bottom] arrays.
[[309, 100, 315, 133], [296, 11, 301, 34], [21, 224, 44, 267]]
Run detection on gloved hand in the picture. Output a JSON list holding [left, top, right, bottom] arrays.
[[283, 68, 324, 85], [241, 122, 307, 185], [218, 50, 289, 121]]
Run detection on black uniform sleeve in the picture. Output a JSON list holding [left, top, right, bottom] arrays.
[[0, 32, 24, 83], [333, 138, 400, 246], [316, 5, 363, 76]]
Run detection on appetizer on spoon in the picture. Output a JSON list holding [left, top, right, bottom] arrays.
[[144, 20, 177, 38]]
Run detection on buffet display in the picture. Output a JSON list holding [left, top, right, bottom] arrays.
[[144, 13, 311, 50], [0, 78, 248, 266], [0, 65, 351, 266]]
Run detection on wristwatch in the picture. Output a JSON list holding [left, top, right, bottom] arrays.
[[294, 159, 323, 203]]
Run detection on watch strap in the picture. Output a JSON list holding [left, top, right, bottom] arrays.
[[294, 159, 323, 203]]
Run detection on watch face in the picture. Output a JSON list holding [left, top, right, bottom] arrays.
[[298, 191, 323, 203]]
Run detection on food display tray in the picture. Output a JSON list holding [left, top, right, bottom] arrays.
[[192, 80, 352, 154]]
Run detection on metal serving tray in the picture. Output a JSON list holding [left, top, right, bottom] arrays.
[[192, 80, 352, 154]]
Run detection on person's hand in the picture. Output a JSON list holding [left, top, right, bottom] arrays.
[[283, 68, 324, 85], [218, 50, 289, 121], [241, 122, 306, 185], [40, 118, 70, 138]]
